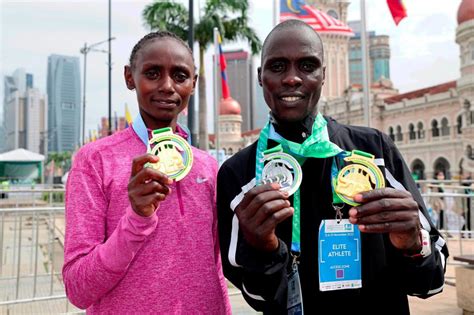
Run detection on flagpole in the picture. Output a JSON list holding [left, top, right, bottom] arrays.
[[273, 0, 279, 27], [360, 0, 371, 127], [213, 27, 220, 165]]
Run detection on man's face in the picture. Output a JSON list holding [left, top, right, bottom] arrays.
[[259, 27, 325, 123]]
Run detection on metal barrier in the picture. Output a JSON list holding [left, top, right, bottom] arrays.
[[0, 184, 472, 313], [0, 207, 79, 313]]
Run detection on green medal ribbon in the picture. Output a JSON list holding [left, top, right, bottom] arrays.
[[255, 113, 345, 253]]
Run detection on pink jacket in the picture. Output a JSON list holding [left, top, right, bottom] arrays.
[[63, 126, 231, 314]]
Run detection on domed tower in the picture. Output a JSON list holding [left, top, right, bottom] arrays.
[[456, 0, 474, 172], [218, 97, 243, 155], [456, 0, 474, 105]]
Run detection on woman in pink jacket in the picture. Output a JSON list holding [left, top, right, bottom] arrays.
[[62, 31, 231, 314]]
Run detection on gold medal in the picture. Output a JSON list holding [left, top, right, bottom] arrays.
[[146, 127, 193, 181], [335, 150, 385, 206]]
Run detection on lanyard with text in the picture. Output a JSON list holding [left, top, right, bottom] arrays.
[[255, 113, 345, 255]]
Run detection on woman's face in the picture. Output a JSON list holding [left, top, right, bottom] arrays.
[[124, 37, 196, 130]]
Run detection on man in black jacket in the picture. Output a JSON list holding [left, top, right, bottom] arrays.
[[217, 20, 448, 314]]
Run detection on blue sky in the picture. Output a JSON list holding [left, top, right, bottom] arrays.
[[1, 0, 461, 135]]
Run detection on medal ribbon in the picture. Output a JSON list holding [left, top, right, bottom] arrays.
[[255, 113, 346, 254], [132, 114, 191, 147]]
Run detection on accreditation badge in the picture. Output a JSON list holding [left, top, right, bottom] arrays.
[[261, 149, 303, 196], [318, 219, 362, 292], [146, 127, 193, 181], [334, 150, 385, 206]]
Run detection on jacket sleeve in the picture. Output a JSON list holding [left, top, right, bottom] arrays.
[[62, 149, 158, 309], [381, 134, 449, 298], [217, 163, 289, 312]]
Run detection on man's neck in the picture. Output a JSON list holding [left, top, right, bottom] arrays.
[[270, 113, 316, 143]]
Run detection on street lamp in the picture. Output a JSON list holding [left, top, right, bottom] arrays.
[[79, 37, 115, 145]]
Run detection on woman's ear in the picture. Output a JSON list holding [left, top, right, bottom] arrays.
[[124, 65, 135, 90], [191, 74, 198, 95]]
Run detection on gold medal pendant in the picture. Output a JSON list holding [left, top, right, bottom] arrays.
[[335, 150, 385, 206], [146, 127, 193, 181]]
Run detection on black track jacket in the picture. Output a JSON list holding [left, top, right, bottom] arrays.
[[217, 117, 448, 315]]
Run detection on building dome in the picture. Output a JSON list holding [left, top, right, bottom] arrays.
[[219, 97, 241, 115], [457, 0, 474, 25]]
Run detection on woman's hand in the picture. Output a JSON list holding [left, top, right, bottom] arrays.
[[128, 154, 173, 217]]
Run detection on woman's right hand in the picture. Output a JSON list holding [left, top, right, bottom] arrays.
[[128, 154, 173, 217]]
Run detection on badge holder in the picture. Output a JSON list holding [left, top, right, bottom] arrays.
[[334, 150, 385, 206], [146, 127, 193, 181], [260, 145, 303, 196]]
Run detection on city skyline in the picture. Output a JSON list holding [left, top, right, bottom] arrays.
[[1, 0, 461, 139]]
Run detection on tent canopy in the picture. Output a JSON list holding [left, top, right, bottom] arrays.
[[0, 148, 45, 162], [0, 149, 45, 184]]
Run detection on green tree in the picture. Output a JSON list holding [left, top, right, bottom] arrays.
[[142, 0, 262, 149]]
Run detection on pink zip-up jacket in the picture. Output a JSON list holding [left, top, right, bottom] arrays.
[[63, 126, 231, 314]]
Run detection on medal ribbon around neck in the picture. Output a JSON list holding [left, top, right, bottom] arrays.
[[131, 114, 193, 181]]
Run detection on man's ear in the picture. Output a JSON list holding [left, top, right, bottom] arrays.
[[322, 66, 326, 86], [257, 67, 262, 87], [124, 65, 135, 90]]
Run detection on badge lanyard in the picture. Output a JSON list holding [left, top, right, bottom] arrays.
[[255, 113, 345, 255]]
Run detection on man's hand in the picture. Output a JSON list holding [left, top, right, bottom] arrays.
[[235, 183, 294, 252], [128, 154, 173, 217], [348, 188, 422, 252]]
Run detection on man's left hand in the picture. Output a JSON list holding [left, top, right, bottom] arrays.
[[348, 188, 421, 252]]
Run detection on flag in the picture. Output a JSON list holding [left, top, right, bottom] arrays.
[[218, 34, 231, 99], [125, 103, 132, 128], [280, 0, 353, 35], [387, 0, 407, 26]]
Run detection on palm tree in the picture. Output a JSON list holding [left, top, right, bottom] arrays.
[[142, 0, 262, 150]]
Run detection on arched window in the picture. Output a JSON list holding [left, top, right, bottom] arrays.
[[388, 127, 395, 141], [228, 147, 233, 155], [223, 148, 227, 155], [411, 159, 425, 180], [441, 117, 449, 136], [396, 125, 403, 142], [434, 157, 451, 179], [417, 122, 424, 139], [467, 145, 473, 160], [408, 123, 416, 140], [457, 115, 463, 134], [432, 120, 439, 137]]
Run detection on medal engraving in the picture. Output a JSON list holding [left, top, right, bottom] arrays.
[[261, 151, 302, 196], [147, 128, 193, 181], [335, 150, 385, 206]]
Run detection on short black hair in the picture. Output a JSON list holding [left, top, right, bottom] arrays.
[[129, 30, 194, 70], [261, 19, 324, 63]]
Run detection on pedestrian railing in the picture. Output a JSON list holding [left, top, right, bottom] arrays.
[[0, 184, 472, 312]]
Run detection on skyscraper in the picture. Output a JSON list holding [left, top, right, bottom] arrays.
[[348, 21, 391, 85], [3, 69, 47, 154], [47, 54, 81, 152]]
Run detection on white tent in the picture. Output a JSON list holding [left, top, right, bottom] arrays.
[[0, 148, 45, 162], [0, 149, 45, 183]]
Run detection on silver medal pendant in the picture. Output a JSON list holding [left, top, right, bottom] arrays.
[[261, 151, 303, 196]]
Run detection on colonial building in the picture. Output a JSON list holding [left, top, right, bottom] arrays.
[[324, 0, 474, 179], [215, 0, 474, 180]]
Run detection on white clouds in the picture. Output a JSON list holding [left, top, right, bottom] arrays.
[[0, 0, 463, 131]]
